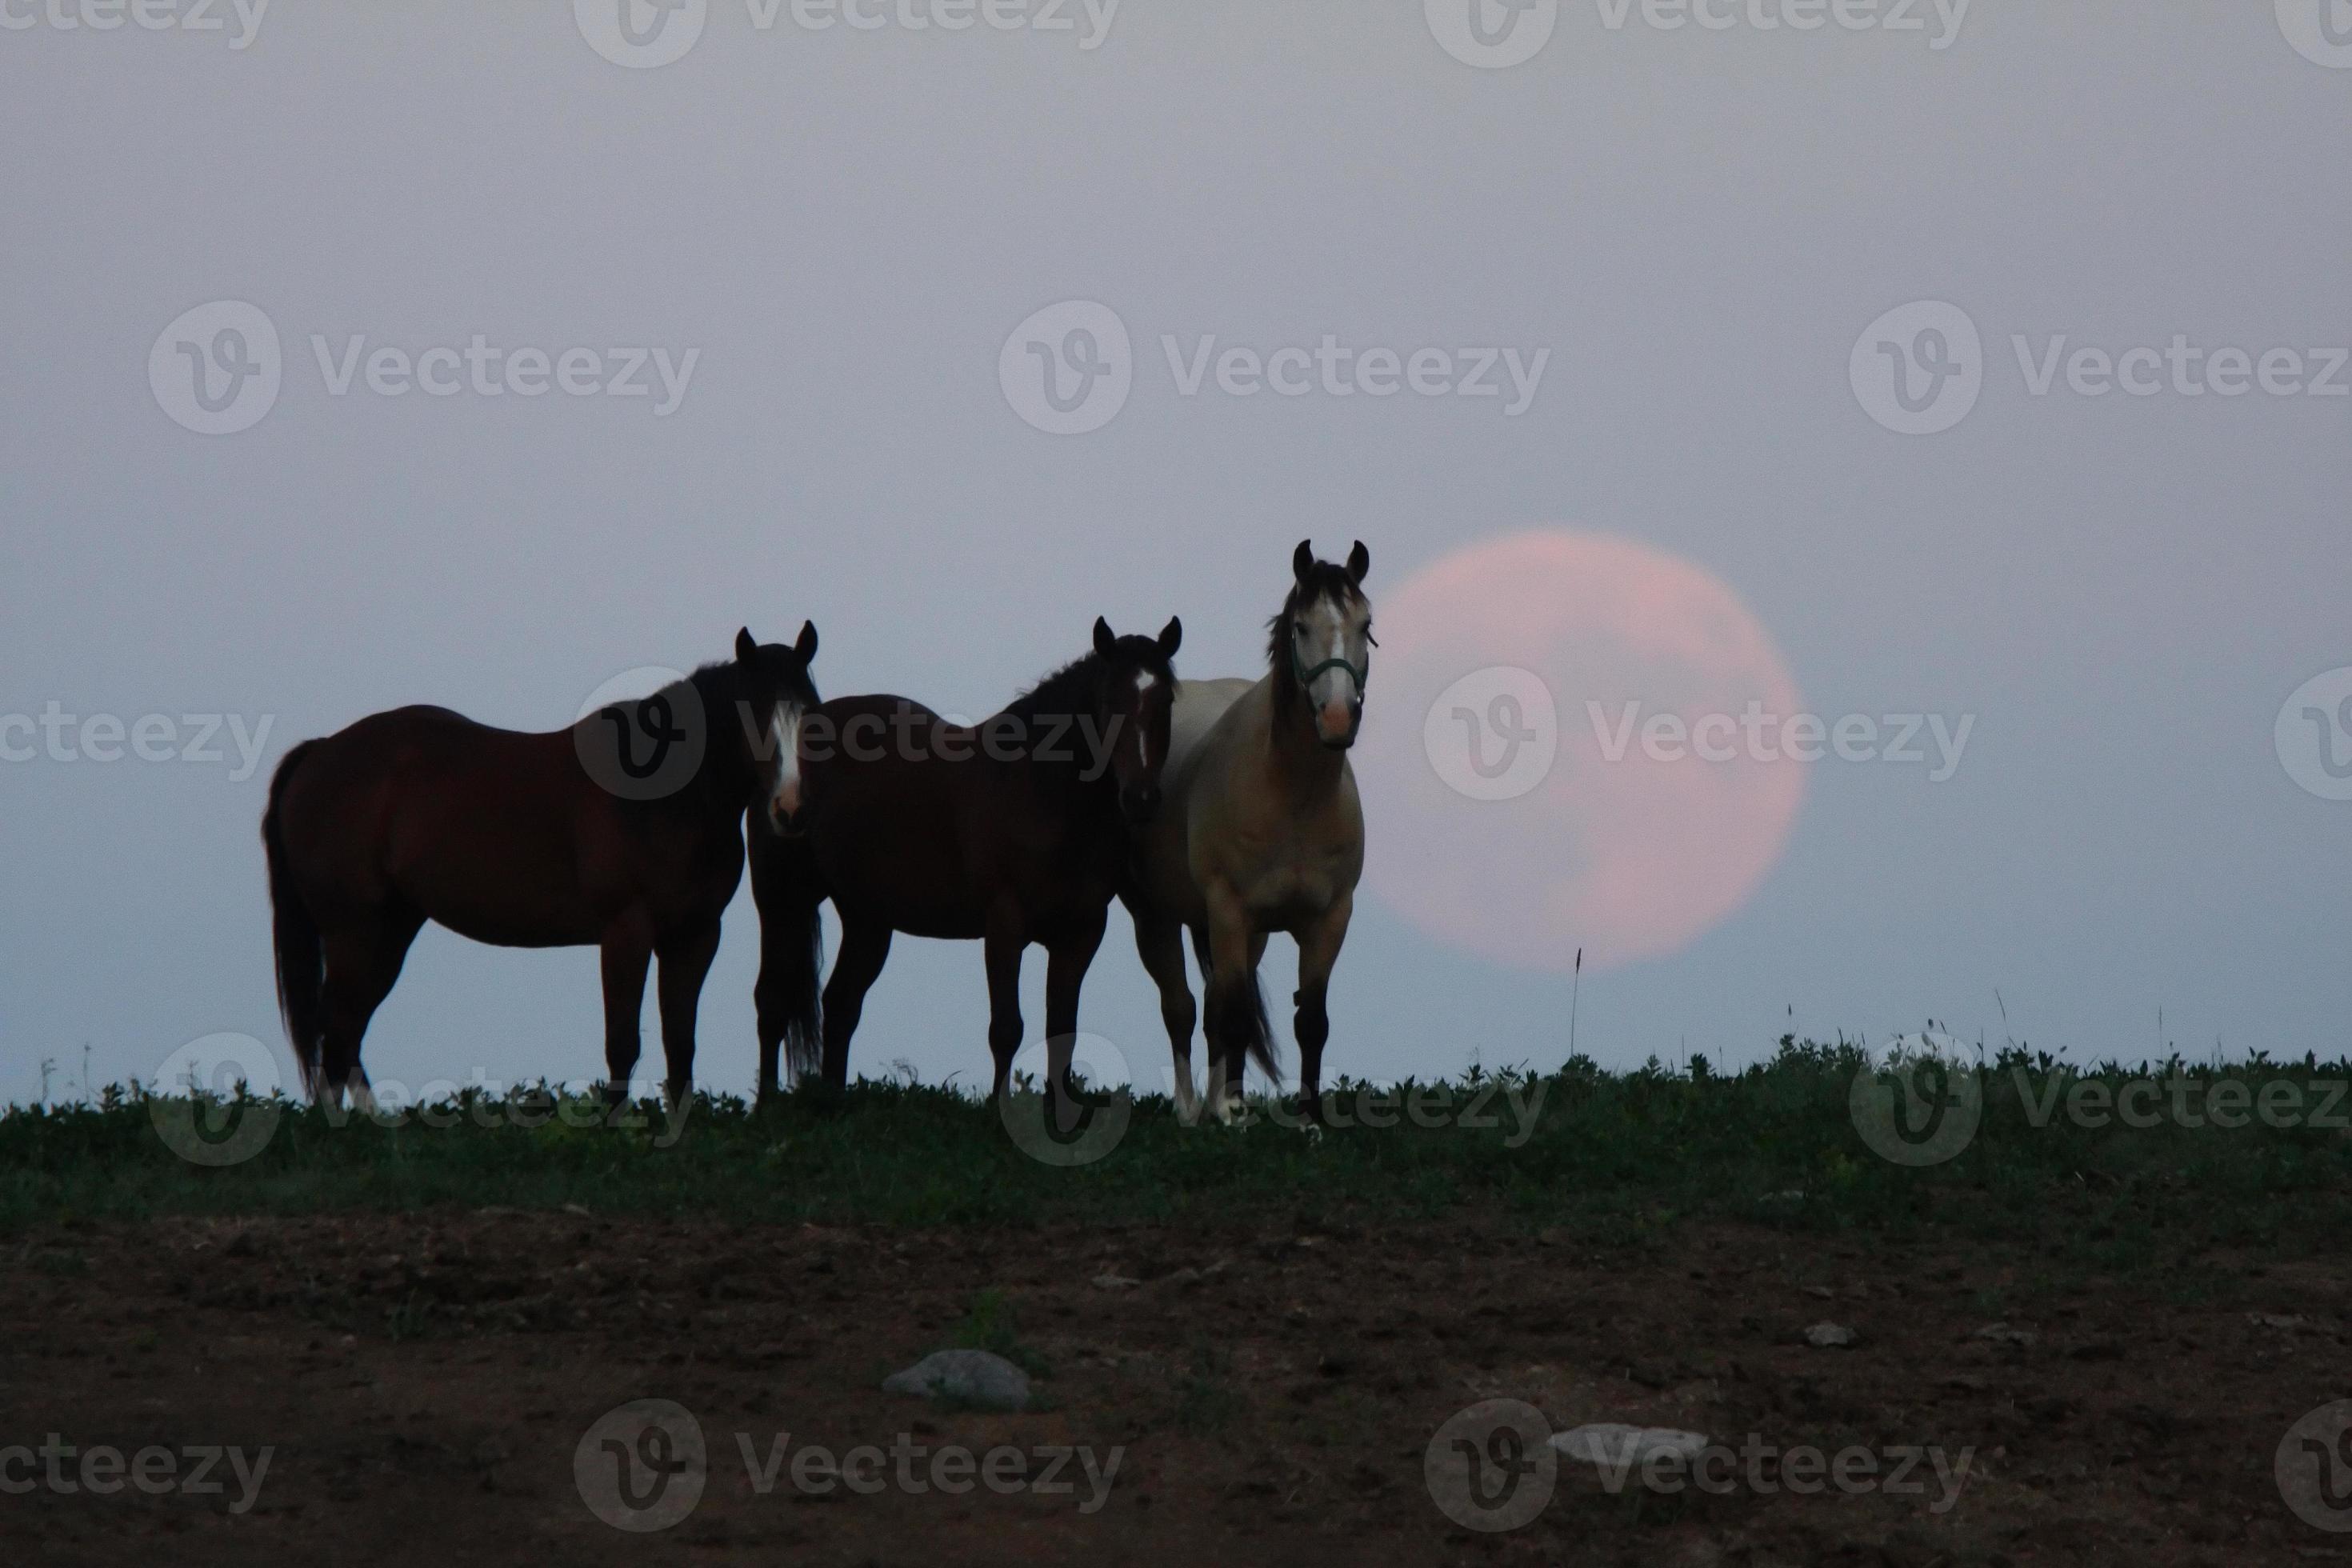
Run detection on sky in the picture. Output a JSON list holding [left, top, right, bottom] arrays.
[[2, 0, 2346, 1105]]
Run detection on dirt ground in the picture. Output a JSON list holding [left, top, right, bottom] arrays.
[[0, 1212, 2342, 1566]]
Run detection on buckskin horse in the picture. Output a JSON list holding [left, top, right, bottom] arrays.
[[263, 626, 822, 1109], [749, 617, 1179, 1106], [1121, 542, 1371, 1124]]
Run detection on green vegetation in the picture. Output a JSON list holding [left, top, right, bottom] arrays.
[[4, 1040, 2350, 1272]]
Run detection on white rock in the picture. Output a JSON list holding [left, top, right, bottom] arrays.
[[1551, 1423, 1710, 1468], [1804, 1322, 1858, 1349], [881, 1350, 1033, 1411]]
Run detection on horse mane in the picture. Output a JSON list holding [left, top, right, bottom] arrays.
[[1002, 654, 1110, 726], [1266, 562, 1367, 717]]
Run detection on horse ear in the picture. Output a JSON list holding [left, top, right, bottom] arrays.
[[1293, 540, 1316, 582], [1346, 541, 1370, 583], [1094, 616, 1117, 658], [735, 627, 758, 663], [795, 620, 818, 662], [1158, 616, 1182, 658]]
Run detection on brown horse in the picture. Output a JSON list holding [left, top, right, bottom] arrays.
[[264, 626, 822, 1108], [1122, 542, 1370, 1124], [749, 618, 1180, 1104]]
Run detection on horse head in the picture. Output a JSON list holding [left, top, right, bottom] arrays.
[[1275, 539, 1373, 750], [733, 622, 822, 834], [1089, 614, 1182, 826]]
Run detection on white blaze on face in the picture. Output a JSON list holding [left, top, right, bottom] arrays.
[[1134, 670, 1158, 770], [768, 701, 803, 821], [1298, 596, 1366, 742]]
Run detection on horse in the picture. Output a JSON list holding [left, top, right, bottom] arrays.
[[748, 617, 1181, 1106], [262, 626, 822, 1110], [1120, 541, 1371, 1124]]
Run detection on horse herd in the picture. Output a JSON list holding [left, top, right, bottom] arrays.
[[261, 541, 1375, 1126]]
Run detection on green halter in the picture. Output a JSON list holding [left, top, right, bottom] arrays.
[[1290, 634, 1368, 698]]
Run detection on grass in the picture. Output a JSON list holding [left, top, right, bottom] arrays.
[[3, 1038, 2350, 1274]]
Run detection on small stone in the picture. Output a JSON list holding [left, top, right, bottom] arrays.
[[1972, 1322, 2037, 1348], [881, 1350, 1033, 1411], [1091, 1272, 1141, 1290], [2247, 1312, 2308, 1332], [1552, 1424, 1710, 1468], [1804, 1322, 1858, 1349]]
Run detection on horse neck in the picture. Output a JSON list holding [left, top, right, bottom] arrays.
[[1260, 672, 1346, 800], [686, 668, 760, 812]]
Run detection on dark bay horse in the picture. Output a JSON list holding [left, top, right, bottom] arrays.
[[264, 626, 822, 1108], [749, 617, 1179, 1103]]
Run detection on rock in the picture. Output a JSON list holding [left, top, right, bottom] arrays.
[[1804, 1322, 1858, 1349], [1551, 1423, 1710, 1469], [881, 1350, 1033, 1411], [2246, 1312, 2308, 1332], [1972, 1322, 2037, 1348], [1091, 1272, 1140, 1290]]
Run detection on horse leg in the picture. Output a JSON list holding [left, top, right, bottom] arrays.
[[318, 909, 423, 1112], [983, 910, 1027, 1102], [1290, 892, 1353, 1126], [654, 918, 723, 1108], [1042, 906, 1108, 1136], [1132, 910, 1199, 1124], [818, 917, 893, 1094], [1200, 882, 1256, 1124], [600, 911, 654, 1110]]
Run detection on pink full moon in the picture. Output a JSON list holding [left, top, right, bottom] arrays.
[[1355, 530, 1806, 974]]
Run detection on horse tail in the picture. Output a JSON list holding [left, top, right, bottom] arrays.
[[750, 830, 825, 1090], [262, 740, 327, 1098], [1243, 970, 1278, 1080]]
